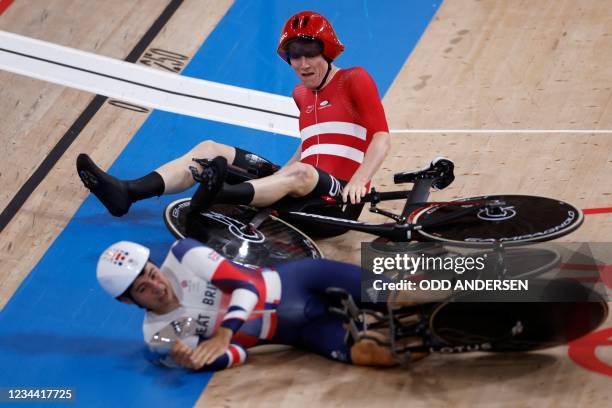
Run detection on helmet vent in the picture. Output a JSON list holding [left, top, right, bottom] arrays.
[[292, 17, 299, 29], [302, 16, 310, 27]]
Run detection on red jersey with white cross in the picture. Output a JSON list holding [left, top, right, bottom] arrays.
[[293, 67, 389, 182]]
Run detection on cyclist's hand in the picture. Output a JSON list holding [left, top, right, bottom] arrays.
[[191, 327, 232, 368], [171, 340, 199, 369], [342, 179, 367, 204], [170, 327, 232, 370]]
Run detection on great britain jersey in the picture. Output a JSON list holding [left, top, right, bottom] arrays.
[[143, 239, 372, 371], [293, 67, 389, 182], [144, 238, 281, 370]]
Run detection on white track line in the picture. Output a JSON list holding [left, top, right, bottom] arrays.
[[392, 129, 612, 134], [1, 31, 610, 137], [0, 30, 300, 137]]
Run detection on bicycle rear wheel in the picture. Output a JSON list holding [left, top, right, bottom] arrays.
[[428, 279, 608, 352], [411, 195, 583, 245], [164, 198, 323, 268]]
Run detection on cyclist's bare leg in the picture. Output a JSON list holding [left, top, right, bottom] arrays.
[[157, 140, 236, 193], [247, 162, 319, 207]]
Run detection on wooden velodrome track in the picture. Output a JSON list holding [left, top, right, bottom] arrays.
[[1, 0, 611, 406]]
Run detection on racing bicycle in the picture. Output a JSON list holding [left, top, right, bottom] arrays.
[[163, 157, 583, 270]]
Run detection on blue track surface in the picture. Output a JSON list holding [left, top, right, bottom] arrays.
[[0, 1, 441, 406]]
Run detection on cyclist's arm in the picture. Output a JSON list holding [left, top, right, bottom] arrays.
[[342, 68, 391, 203], [350, 131, 391, 187], [164, 239, 261, 368], [170, 239, 260, 334]]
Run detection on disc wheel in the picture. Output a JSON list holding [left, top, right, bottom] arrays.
[[428, 279, 608, 352], [164, 198, 323, 268], [411, 195, 583, 245]]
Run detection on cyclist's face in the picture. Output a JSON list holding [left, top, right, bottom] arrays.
[[288, 41, 328, 89], [129, 262, 176, 312]]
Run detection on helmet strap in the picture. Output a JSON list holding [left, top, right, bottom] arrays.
[[315, 61, 333, 91]]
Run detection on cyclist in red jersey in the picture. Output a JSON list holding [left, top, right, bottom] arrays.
[[76, 11, 390, 235]]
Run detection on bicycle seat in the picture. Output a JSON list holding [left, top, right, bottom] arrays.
[[393, 157, 455, 190]]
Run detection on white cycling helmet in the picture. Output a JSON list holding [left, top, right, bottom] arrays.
[[97, 241, 150, 298]]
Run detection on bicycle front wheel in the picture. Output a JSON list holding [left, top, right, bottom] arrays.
[[164, 198, 323, 268], [411, 195, 583, 245]]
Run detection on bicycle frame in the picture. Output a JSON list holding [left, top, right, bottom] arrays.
[[274, 177, 494, 242], [169, 158, 583, 245]]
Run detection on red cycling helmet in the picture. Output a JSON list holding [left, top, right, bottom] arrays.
[[277, 11, 344, 63]]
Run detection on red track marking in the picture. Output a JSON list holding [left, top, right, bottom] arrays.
[[0, 0, 14, 15], [561, 263, 601, 271], [568, 327, 612, 377], [559, 263, 612, 288], [583, 207, 612, 215]]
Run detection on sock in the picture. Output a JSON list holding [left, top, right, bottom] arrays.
[[126, 172, 165, 201], [215, 183, 255, 205]]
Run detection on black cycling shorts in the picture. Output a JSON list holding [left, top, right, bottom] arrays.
[[274, 168, 365, 239]]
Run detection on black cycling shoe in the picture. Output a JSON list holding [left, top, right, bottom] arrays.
[[76, 153, 132, 217], [189, 156, 228, 211]]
